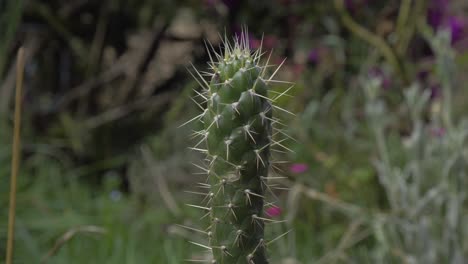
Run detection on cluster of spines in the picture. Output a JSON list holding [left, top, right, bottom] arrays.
[[181, 29, 293, 264]]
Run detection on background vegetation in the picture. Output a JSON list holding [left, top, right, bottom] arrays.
[[1, 0, 468, 263]]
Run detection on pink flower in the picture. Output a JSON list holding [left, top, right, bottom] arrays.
[[249, 34, 278, 50], [265, 206, 282, 217], [290, 163, 309, 174], [249, 35, 261, 49], [292, 63, 305, 78], [263, 36, 278, 49], [430, 126, 446, 137]]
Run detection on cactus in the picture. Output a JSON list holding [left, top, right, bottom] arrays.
[[185, 30, 291, 264]]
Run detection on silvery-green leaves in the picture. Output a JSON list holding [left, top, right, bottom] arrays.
[[363, 32, 468, 263]]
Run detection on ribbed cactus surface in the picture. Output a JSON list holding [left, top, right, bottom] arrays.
[[186, 31, 290, 264], [204, 38, 271, 264]]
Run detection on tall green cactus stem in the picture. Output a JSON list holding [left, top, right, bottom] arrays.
[[187, 32, 289, 264]]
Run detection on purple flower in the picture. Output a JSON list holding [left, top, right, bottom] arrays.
[[204, 0, 216, 6], [345, 0, 353, 10], [368, 67, 391, 90], [265, 206, 282, 217], [430, 84, 441, 99], [427, 0, 449, 28], [417, 70, 429, 81], [426, 0, 467, 45], [290, 163, 309, 174], [308, 49, 319, 64], [448, 16, 466, 44], [221, 0, 240, 10], [345, 0, 368, 12]]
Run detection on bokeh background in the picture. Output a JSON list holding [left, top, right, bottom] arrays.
[[1, 0, 468, 263]]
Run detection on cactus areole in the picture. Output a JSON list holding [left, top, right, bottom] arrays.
[[188, 30, 289, 264]]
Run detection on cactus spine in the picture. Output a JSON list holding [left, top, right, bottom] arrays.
[[187, 30, 290, 264]]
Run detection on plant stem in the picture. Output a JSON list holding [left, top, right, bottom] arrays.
[[334, 0, 409, 84], [396, 0, 427, 56], [6, 47, 25, 264], [395, 0, 412, 54]]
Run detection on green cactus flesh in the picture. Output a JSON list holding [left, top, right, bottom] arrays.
[[194, 35, 275, 264]]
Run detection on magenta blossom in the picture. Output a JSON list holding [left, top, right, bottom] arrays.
[[290, 163, 309, 174], [265, 206, 282, 217]]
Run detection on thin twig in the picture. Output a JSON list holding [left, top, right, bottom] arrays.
[[31, 1, 86, 58], [396, 0, 412, 31], [334, 0, 409, 84], [316, 220, 370, 264], [395, 0, 412, 54], [0, 39, 38, 114], [300, 185, 363, 215], [40, 226, 107, 263], [6, 47, 25, 264], [396, 0, 427, 55], [141, 144, 182, 216], [83, 91, 173, 129]]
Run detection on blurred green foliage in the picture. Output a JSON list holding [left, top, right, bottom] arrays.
[[1, 0, 468, 263], [0, 0, 23, 80]]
